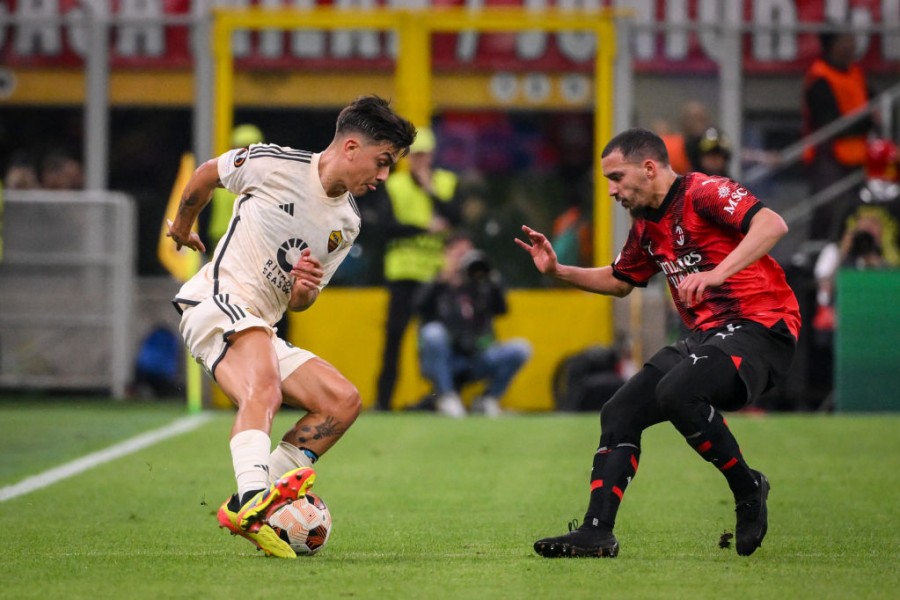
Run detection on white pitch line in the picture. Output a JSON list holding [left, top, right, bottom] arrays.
[[0, 412, 214, 502]]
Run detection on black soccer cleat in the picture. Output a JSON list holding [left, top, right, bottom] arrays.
[[734, 469, 770, 556], [534, 520, 619, 558]]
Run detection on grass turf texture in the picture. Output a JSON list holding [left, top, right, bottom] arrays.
[[1, 397, 898, 599]]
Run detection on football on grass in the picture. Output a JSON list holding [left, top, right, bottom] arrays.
[[267, 492, 332, 555]]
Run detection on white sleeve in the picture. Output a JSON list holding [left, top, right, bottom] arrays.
[[814, 243, 841, 281], [217, 144, 268, 195]]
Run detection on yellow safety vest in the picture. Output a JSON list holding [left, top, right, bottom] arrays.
[[208, 187, 237, 250], [383, 169, 457, 282]]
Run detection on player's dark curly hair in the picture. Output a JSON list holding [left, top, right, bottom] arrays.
[[602, 127, 670, 166], [336, 95, 417, 157]]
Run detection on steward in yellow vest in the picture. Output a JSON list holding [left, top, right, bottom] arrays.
[[372, 127, 462, 410], [207, 124, 265, 251], [383, 165, 459, 282]]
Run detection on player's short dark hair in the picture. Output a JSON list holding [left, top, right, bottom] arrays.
[[335, 95, 417, 157], [818, 21, 854, 56], [818, 31, 837, 54], [602, 128, 670, 166]]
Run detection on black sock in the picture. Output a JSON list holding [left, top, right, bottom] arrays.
[[685, 409, 757, 498], [655, 348, 759, 500], [583, 439, 641, 530]]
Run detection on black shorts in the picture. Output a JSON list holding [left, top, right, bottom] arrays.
[[646, 319, 796, 404]]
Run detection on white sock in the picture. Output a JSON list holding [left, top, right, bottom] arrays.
[[267, 441, 314, 485], [230, 429, 272, 499]]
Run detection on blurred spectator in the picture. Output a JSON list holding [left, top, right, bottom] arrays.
[[3, 151, 40, 190], [859, 138, 900, 207], [130, 324, 182, 398], [810, 171, 899, 408], [551, 195, 593, 268], [414, 233, 531, 417], [802, 27, 876, 241], [814, 144, 900, 315], [371, 127, 462, 411], [658, 101, 712, 175], [815, 205, 898, 314], [40, 150, 84, 190], [696, 127, 733, 177]]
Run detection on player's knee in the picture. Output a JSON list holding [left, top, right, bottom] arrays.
[[656, 346, 743, 418], [654, 372, 684, 418], [327, 378, 361, 423], [509, 338, 533, 366], [252, 379, 284, 413], [419, 322, 451, 351], [599, 399, 640, 441], [598, 430, 642, 450]]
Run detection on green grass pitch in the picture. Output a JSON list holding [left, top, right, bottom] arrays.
[[1, 396, 899, 599]]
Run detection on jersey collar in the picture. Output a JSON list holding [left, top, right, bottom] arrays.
[[643, 175, 684, 223]]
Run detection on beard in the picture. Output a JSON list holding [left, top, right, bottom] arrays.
[[628, 205, 650, 219]]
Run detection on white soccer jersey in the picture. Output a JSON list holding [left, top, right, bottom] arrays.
[[174, 144, 361, 325]]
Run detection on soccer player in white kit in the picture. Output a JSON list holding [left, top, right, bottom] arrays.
[[166, 96, 416, 558]]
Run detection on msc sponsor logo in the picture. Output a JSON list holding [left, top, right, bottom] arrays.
[[723, 186, 749, 215]]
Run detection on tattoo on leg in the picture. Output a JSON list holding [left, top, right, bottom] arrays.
[[295, 416, 345, 444]]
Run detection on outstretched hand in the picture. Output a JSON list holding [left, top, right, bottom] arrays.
[[514, 224, 559, 276], [166, 219, 206, 254]]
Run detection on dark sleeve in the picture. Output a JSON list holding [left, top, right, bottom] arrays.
[[414, 282, 440, 322], [432, 183, 463, 226], [610, 226, 657, 287], [806, 77, 874, 136], [488, 280, 508, 317], [739, 203, 764, 234], [369, 184, 428, 240], [806, 78, 841, 129]]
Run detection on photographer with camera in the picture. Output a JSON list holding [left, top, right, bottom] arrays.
[[414, 232, 532, 417]]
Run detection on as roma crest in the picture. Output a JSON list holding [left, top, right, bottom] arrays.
[[327, 230, 343, 253]]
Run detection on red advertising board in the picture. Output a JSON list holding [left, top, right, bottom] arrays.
[[0, 0, 897, 74]]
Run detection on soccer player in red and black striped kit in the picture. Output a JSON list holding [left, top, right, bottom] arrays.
[[516, 128, 800, 558]]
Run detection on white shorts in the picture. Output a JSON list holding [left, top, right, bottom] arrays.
[[177, 293, 315, 381]]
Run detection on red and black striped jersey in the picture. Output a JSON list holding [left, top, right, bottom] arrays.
[[612, 174, 801, 339]]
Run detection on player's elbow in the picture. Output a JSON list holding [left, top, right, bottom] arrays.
[[610, 281, 633, 298], [770, 215, 789, 245], [772, 212, 789, 237], [753, 208, 789, 240]]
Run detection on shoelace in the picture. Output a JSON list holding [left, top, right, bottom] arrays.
[[568, 518, 579, 532]]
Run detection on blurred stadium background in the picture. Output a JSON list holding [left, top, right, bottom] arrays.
[[1, 0, 899, 413]]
